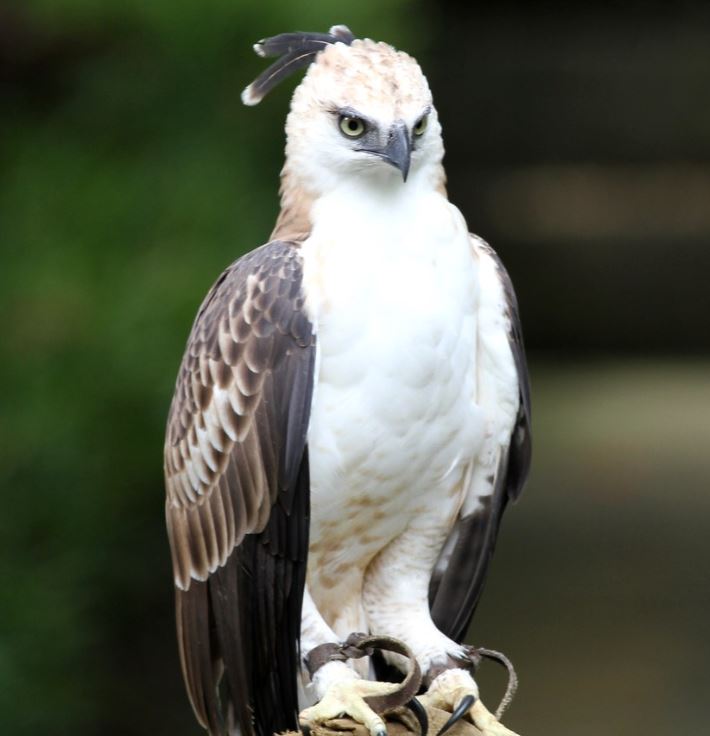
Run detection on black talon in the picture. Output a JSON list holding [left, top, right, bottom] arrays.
[[375, 729, 387, 736], [406, 697, 429, 736], [436, 694, 476, 736], [300, 724, 311, 736]]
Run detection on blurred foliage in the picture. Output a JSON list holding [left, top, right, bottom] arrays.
[[1, 2, 709, 735]]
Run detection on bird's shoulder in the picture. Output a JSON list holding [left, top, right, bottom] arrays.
[[469, 233, 531, 500], [469, 235, 523, 324], [165, 239, 311, 448]]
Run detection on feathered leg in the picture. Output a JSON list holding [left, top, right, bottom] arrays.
[[299, 588, 403, 736], [362, 519, 519, 736]]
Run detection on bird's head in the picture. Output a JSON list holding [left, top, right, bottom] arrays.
[[242, 27, 445, 195]]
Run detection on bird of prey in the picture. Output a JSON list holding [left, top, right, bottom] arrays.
[[164, 25, 531, 736]]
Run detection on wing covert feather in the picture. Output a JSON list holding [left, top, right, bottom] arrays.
[[165, 240, 314, 588]]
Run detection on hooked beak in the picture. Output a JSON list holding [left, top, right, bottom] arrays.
[[358, 121, 412, 182]]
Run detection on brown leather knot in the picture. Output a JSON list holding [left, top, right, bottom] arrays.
[[304, 632, 373, 676]]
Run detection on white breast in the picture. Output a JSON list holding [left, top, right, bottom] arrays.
[[301, 186, 485, 557]]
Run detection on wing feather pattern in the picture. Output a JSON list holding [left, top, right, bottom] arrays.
[[430, 239, 531, 644], [164, 240, 316, 736]]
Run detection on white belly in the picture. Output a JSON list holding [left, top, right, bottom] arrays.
[[300, 190, 485, 621]]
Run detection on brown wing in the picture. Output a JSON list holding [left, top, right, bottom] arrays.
[[429, 241, 531, 643], [164, 240, 316, 736]]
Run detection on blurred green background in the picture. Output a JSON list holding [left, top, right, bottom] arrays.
[[1, 1, 708, 734]]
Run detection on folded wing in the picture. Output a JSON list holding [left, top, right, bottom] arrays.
[[164, 240, 316, 736], [430, 237, 531, 643]]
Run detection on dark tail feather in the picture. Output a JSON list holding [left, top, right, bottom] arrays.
[[430, 473, 509, 643], [176, 583, 224, 734], [250, 452, 310, 736], [210, 558, 252, 736], [207, 452, 310, 736]]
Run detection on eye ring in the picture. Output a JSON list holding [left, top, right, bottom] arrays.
[[413, 114, 428, 137], [339, 115, 367, 138]]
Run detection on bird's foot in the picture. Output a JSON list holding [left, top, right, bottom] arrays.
[[420, 668, 519, 736], [299, 663, 402, 736], [301, 633, 426, 736]]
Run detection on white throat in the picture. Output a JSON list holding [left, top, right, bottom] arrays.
[[309, 164, 455, 249], [300, 167, 475, 341]]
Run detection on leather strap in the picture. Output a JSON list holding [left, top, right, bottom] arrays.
[[424, 645, 518, 719], [305, 633, 374, 677], [305, 633, 423, 714], [305, 636, 517, 718]]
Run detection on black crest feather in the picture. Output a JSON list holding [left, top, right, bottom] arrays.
[[241, 25, 355, 106]]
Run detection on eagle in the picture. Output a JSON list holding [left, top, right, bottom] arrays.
[[164, 26, 531, 736]]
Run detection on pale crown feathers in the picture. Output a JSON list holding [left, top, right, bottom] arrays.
[[283, 39, 446, 196]]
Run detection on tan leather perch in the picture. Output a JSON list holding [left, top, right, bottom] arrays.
[[280, 708, 484, 736]]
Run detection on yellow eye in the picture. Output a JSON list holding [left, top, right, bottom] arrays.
[[339, 115, 366, 138], [413, 115, 428, 136]]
